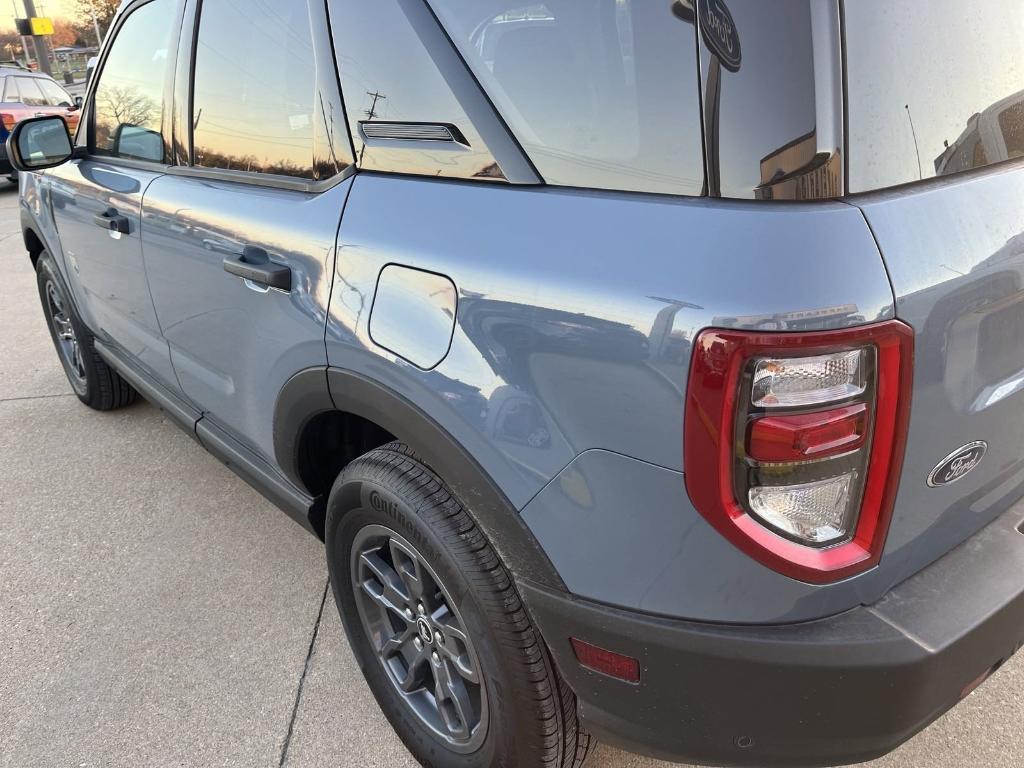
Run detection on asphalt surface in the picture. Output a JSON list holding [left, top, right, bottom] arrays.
[[0, 183, 1021, 767]]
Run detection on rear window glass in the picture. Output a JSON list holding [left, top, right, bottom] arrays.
[[846, 0, 1024, 192], [428, 0, 705, 196], [192, 0, 318, 179]]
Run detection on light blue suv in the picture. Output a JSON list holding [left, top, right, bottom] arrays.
[[10, 1, 1024, 766]]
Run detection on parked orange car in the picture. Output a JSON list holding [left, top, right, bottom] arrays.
[[0, 66, 81, 181]]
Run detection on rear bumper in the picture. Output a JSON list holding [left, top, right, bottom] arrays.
[[523, 498, 1024, 767]]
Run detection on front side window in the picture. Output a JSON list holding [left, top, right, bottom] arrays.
[[191, 0, 319, 179], [16, 77, 47, 107], [428, 0, 706, 195], [93, 0, 176, 163]]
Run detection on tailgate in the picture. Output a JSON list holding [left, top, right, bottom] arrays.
[[854, 166, 1024, 591]]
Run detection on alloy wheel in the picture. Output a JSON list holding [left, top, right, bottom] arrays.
[[45, 280, 86, 388], [350, 524, 488, 752]]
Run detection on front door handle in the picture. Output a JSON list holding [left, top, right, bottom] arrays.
[[93, 207, 130, 235], [223, 246, 292, 292]]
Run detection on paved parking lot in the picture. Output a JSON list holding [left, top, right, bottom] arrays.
[[0, 183, 1021, 767]]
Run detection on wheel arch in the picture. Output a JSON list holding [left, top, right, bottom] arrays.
[[274, 367, 566, 591], [23, 224, 45, 269]]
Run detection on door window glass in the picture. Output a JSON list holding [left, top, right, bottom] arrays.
[[16, 78, 47, 107], [93, 0, 175, 163], [192, 0, 318, 179], [3, 78, 19, 102], [38, 78, 75, 108]]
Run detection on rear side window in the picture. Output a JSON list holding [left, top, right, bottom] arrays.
[[93, 0, 176, 163], [191, 0, 318, 179], [15, 77, 47, 107], [3, 78, 18, 102], [428, 0, 705, 195], [38, 79, 74, 108], [329, 0, 507, 182]]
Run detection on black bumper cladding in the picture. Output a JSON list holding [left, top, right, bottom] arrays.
[[522, 499, 1024, 767]]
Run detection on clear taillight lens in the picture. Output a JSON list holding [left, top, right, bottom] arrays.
[[748, 473, 855, 545], [684, 322, 914, 584], [751, 350, 866, 407]]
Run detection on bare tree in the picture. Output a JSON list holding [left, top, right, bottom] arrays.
[[96, 86, 156, 131], [70, 0, 121, 37]]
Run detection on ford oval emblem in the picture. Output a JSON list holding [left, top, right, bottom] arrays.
[[927, 442, 987, 488]]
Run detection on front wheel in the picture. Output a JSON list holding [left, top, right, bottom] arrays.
[[326, 442, 592, 768], [36, 251, 137, 410]]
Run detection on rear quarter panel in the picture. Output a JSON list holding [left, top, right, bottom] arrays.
[[327, 174, 896, 621], [853, 163, 1024, 596]]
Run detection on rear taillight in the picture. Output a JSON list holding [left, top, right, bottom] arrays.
[[684, 321, 914, 583], [1, 113, 16, 132]]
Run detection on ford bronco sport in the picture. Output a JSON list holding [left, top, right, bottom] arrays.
[[9, 1, 1024, 766]]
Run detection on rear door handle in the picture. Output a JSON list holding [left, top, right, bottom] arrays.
[[223, 246, 292, 292], [93, 207, 130, 235]]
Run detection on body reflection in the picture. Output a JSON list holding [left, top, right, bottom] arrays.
[[935, 88, 1024, 178]]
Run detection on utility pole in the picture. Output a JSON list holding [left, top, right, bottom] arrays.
[[11, 0, 30, 67], [360, 90, 386, 164], [90, 8, 103, 48], [905, 104, 923, 181], [21, 0, 53, 75]]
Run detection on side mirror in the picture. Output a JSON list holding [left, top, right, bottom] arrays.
[[74, 95, 84, 109], [7, 115, 73, 172]]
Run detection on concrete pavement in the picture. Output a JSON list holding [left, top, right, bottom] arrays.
[[0, 183, 1021, 767]]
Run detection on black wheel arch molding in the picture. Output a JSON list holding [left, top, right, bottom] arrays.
[[274, 366, 567, 592]]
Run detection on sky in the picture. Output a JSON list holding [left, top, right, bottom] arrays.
[[0, 0, 76, 30]]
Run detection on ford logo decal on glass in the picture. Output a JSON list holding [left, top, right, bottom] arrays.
[[927, 442, 987, 488]]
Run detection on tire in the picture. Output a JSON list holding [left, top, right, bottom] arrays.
[[36, 250, 137, 411], [325, 442, 592, 768]]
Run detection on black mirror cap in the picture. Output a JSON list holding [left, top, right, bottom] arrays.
[[6, 114, 74, 173], [74, 95, 84, 109]]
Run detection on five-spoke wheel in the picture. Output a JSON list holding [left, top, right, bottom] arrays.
[[351, 524, 487, 752], [44, 279, 86, 391]]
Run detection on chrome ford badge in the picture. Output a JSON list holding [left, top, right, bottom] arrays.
[[927, 442, 987, 488]]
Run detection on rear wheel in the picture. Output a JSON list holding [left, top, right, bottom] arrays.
[[36, 251, 137, 410], [326, 442, 592, 768]]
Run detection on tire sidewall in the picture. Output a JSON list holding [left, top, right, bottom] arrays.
[[326, 471, 532, 768], [36, 251, 91, 399]]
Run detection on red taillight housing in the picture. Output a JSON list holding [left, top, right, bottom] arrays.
[[1, 113, 16, 133], [684, 321, 914, 584]]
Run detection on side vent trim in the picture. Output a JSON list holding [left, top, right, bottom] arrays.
[[360, 121, 469, 145]]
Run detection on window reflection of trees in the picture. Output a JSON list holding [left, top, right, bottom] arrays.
[[95, 85, 158, 151]]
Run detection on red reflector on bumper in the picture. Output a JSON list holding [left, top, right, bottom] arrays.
[[570, 638, 640, 683], [747, 403, 868, 463]]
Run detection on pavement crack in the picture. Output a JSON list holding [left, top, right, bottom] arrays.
[[279, 579, 329, 768], [0, 393, 76, 404]]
